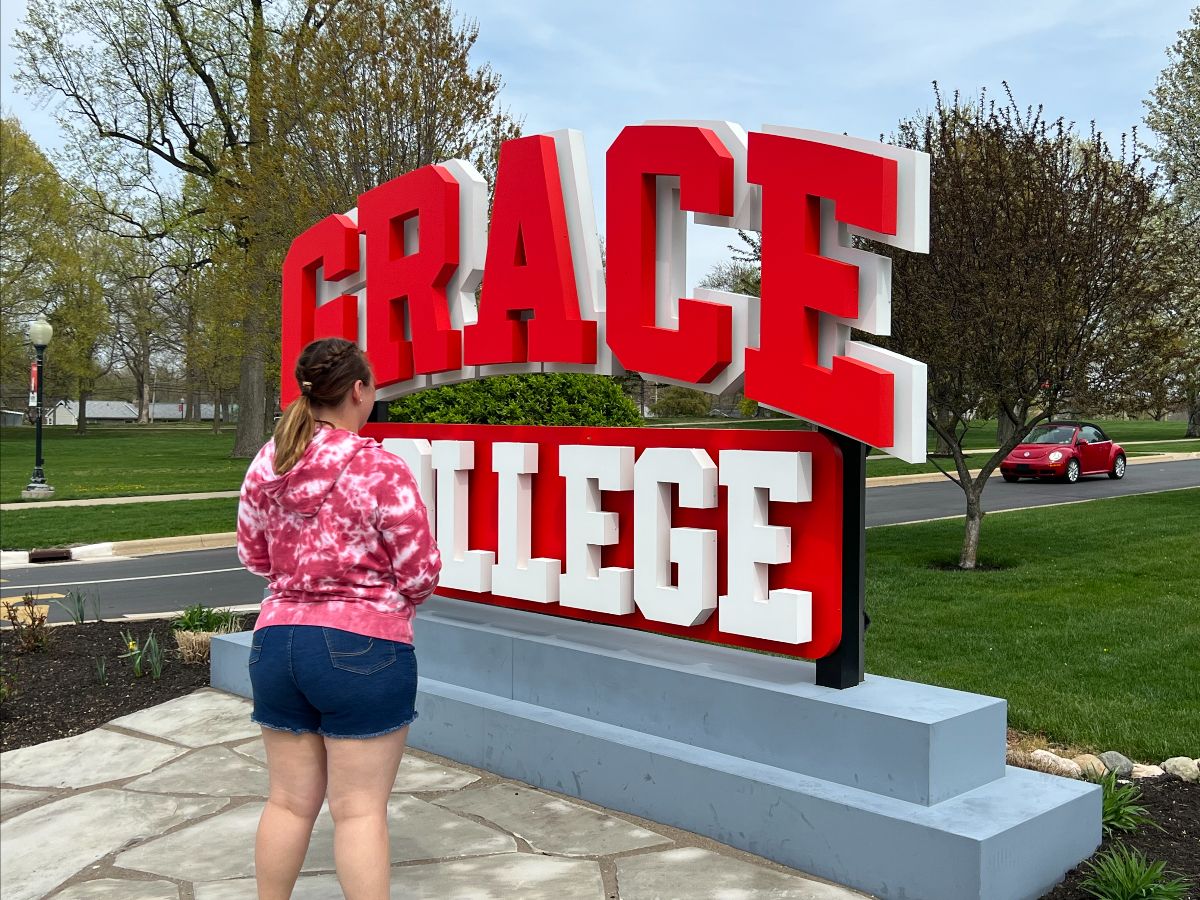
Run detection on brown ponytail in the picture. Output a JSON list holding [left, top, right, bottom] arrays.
[[273, 338, 372, 475]]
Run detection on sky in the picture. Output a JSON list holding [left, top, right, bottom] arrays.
[[1, 0, 1193, 285]]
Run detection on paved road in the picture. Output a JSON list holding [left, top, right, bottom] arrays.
[[3, 459, 1196, 622], [868, 458, 1199, 526]]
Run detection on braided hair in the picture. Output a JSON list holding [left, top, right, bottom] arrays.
[[273, 338, 372, 474]]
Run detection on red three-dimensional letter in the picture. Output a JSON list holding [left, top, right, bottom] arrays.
[[745, 134, 898, 448], [464, 135, 596, 366], [359, 166, 461, 388], [280, 213, 360, 406], [605, 125, 734, 383]]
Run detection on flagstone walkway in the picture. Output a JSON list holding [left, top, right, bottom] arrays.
[[0, 689, 867, 900]]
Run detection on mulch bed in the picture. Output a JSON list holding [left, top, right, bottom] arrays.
[[1, 615, 256, 753], [2, 616, 1195, 895], [1043, 773, 1200, 896]]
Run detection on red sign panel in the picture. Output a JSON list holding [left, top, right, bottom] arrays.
[[364, 423, 844, 660]]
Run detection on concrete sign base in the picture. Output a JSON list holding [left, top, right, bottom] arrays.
[[212, 596, 1099, 899]]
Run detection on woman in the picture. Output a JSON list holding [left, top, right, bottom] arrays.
[[237, 337, 441, 900]]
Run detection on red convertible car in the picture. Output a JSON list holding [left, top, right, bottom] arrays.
[[999, 422, 1127, 484]]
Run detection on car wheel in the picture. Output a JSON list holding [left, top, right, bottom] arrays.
[[1064, 459, 1080, 483], [1002, 473, 1019, 483], [1108, 454, 1126, 480]]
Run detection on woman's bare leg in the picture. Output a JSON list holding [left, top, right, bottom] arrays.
[[256, 728, 328, 900], [324, 727, 410, 900]]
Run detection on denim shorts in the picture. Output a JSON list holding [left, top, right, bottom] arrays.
[[248, 625, 418, 739]]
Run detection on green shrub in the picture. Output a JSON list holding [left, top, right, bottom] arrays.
[[650, 386, 712, 418], [388, 373, 642, 426], [171, 603, 243, 633], [1094, 771, 1157, 837], [1081, 843, 1192, 900]]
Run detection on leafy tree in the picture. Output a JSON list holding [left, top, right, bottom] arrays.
[[878, 88, 1180, 568], [388, 373, 641, 426], [14, 0, 519, 456], [47, 218, 118, 433], [649, 386, 712, 418], [0, 117, 72, 409], [1144, 6, 1200, 436]]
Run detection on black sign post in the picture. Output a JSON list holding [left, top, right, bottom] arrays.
[[816, 428, 867, 689]]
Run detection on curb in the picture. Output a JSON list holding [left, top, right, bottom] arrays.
[[0, 533, 237, 566]]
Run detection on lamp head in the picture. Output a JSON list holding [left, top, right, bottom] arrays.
[[28, 313, 53, 349]]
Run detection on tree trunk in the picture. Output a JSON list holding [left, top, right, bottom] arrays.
[[232, 336, 266, 455], [138, 379, 150, 424], [933, 406, 955, 455], [959, 485, 984, 569], [263, 384, 276, 436], [76, 382, 89, 435], [1186, 379, 1200, 438], [212, 388, 223, 435], [996, 400, 1025, 448], [231, 0, 271, 460]]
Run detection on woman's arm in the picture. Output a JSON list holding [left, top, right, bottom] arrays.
[[237, 452, 273, 577], [374, 457, 442, 602]]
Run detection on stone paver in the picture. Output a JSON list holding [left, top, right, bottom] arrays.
[[0, 789, 225, 900], [0, 728, 185, 789], [394, 853, 605, 899], [125, 746, 269, 797], [197, 856, 606, 899], [118, 795, 517, 882], [436, 781, 672, 857], [392, 753, 481, 793], [617, 847, 864, 899], [194, 876, 342, 899], [233, 738, 479, 791], [3, 689, 870, 900], [110, 690, 259, 747], [53, 879, 180, 899], [0, 788, 55, 817]]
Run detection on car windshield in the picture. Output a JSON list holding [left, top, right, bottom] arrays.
[[1025, 425, 1077, 445]]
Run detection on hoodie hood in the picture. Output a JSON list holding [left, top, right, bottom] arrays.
[[261, 427, 375, 517]]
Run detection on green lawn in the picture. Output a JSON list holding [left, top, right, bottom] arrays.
[[864, 488, 1200, 761], [1125, 440, 1200, 455], [0, 426, 250, 502], [0, 497, 240, 549]]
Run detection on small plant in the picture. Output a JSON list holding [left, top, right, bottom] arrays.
[[52, 590, 100, 625], [172, 604, 244, 664], [171, 604, 243, 634], [119, 629, 145, 677], [94, 656, 108, 686], [142, 631, 163, 680], [1081, 843, 1192, 900], [3, 593, 51, 653], [1093, 771, 1157, 837], [0, 659, 15, 702]]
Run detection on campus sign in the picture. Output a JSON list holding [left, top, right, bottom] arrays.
[[281, 121, 930, 662]]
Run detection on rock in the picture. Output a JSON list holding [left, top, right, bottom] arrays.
[[1073, 754, 1107, 778], [1098, 751, 1133, 778], [1161, 757, 1200, 783], [1131, 764, 1165, 779], [1031, 749, 1082, 778]]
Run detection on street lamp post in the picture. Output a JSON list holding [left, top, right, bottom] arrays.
[[22, 313, 55, 501]]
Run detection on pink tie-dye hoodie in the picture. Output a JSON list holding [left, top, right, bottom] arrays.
[[237, 426, 441, 645]]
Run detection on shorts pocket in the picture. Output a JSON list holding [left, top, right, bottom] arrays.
[[248, 631, 265, 666], [322, 628, 396, 675]]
